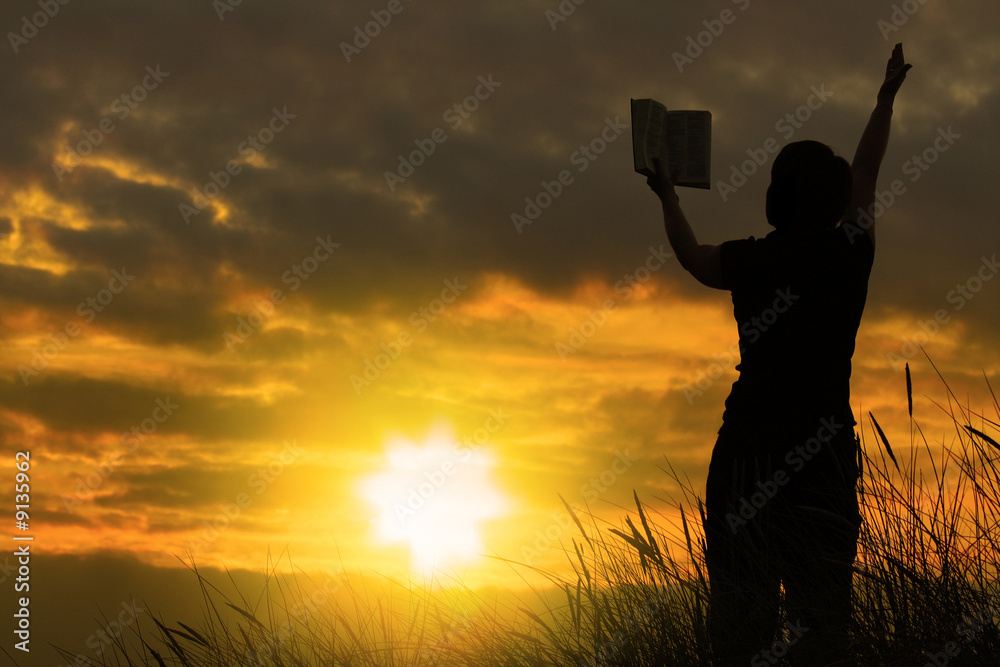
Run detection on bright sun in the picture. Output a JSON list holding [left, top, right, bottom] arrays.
[[360, 425, 507, 576]]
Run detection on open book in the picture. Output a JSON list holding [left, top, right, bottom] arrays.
[[631, 99, 711, 189]]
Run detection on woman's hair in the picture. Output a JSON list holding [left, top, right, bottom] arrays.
[[765, 140, 852, 232]]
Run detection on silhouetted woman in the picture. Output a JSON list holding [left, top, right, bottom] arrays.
[[646, 44, 911, 666]]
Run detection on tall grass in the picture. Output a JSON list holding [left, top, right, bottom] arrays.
[[851, 362, 1000, 664], [54, 364, 1000, 666]]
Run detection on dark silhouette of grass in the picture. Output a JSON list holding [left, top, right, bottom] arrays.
[[53, 361, 1000, 666]]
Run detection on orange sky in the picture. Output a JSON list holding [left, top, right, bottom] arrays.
[[1, 0, 999, 663]]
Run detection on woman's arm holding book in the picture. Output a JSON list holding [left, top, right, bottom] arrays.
[[648, 158, 724, 289]]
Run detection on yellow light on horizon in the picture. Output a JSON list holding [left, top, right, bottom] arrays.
[[359, 425, 507, 577]]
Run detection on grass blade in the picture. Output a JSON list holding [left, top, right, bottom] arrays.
[[906, 362, 913, 417], [559, 493, 592, 547], [870, 411, 899, 470], [965, 424, 1000, 451]]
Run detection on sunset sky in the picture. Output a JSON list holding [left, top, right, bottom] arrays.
[[1, 0, 999, 663]]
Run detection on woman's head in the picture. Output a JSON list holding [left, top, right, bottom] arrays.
[[766, 140, 852, 232]]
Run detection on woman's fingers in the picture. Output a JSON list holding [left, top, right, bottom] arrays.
[[887, 43, 904, 76]]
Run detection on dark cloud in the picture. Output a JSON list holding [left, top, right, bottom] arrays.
[[3, 0, 996, 345], [0, 375, 279, 443]]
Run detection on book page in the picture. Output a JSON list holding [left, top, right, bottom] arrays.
[[631, 99, 668, 177], [666, 111, 711, 189]]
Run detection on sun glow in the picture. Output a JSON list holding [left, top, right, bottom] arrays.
[[360, 426, 507, 577]]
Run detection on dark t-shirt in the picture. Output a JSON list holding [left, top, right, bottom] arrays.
[[718, 224, 875, 441]]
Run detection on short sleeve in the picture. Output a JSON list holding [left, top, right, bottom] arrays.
[[719, 235, 759, 291]]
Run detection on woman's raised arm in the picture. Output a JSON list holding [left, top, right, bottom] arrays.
[[848, 43, 912, 248]]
